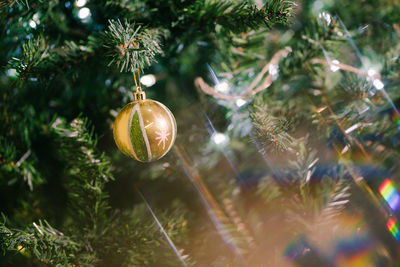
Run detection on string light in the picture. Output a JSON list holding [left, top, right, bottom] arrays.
[[269, 64, 278, 76], [367, 69, 377, 77], [235, 98, 246, 107], [212, 132, 229, 145], [215, 81, 229, 93], [29, 13, 40, 29], [29, 20, 37, 28], [367, 68, 384, 90], [373, 79, 384, 90], [330, 60, 340, 72]]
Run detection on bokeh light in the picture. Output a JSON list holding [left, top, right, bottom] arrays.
[[78, 7, 91, 22], [212, 132, 229, 145], [140, 74, 156, 87]]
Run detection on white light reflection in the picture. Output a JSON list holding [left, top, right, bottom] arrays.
[[156, 118, 167, 130], [318, 11, 332, 25], [341, 144, 350, 154], [136, 188, 188, 267], [345, 123, 360, 134], [140, 74, 156, 87]]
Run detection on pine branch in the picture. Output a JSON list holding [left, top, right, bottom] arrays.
[[280, 15, 345, 77], [193, 0, 294, 34], [0, 216, 79, 265], [7, 36, 54, 80], [0, 109, 44, 190], [105, 0, 146, 17], [98, 204, 192, 266], [1, 117, 191, 266], [0, 0, 27, 11], [7, 35, 97, 82], [251, 103, 294, 152], [318, 177, 351, 224], [51, 117, 113, 240], [103, 19, 163, 72], [256, 176, 281, 202], [280, 141, 351, 230]]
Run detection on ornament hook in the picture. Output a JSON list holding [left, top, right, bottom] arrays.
[[132, 67, 145, 100], [130, 55, 142, 93], [133, 90, 146, 101]]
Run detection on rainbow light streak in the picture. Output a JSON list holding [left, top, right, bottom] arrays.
[[379, 179, 400, 211], [392, 112, 400, 130], [386, 217, 400, 242]]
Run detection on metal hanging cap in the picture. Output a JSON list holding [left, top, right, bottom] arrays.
[[133, 89, 146, 101]]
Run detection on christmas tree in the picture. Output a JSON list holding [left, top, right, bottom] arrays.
[[1, 0, 400, 266]]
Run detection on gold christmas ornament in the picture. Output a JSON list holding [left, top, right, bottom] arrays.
[[113, 90, 177, 162]]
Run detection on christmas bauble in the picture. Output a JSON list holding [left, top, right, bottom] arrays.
[[113, 95, 177, 162]]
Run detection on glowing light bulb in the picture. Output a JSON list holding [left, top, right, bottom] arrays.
[[269, 64, 278, 76], [76, 0, 87, 7], [33, 13, 40, 21], [235, 98, 246, 107], [140, 74, 156, 87], [78, 7, 91, 20], [215, 81, 229, 93], [368, 69, 377, 77], [373, 79, 384, 90], [330, 60, 340, 72], [29, 20, 37, 28], [212, 132, 229, 145]]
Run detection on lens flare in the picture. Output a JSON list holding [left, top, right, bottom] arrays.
[[387, 217, 400, 242], [392, 112, 400, 130], [379, 179, 400, 211]]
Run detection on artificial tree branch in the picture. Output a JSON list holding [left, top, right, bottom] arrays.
[[195, 46, 292, 100], [311, 58, 382, 80], [196, 47, 383, 101]]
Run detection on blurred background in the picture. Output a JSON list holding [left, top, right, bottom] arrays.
[[1, 0, 400, 266]]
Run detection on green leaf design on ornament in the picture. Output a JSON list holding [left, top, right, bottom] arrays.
[[130, 111, 148, 162]]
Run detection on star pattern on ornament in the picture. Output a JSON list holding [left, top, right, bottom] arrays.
[[155, 128, 170, 149]]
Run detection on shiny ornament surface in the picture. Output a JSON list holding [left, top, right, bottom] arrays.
[[113, 99, 177, 162]]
